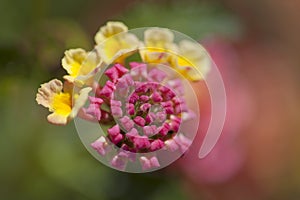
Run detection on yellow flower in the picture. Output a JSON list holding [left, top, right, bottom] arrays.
[[141, 27, 211, 81], [176, 40, 211, 81], [95, 21, 128, 43], [36, 79, 92, 125], [140, 27, 178, 63], [94, 21, 140, 64], [144, 27, 175, 49], [62, 48, 101, 85]]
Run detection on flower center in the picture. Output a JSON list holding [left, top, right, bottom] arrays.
[[108, 68, 183, 153]]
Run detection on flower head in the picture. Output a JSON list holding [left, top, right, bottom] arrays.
[[86, 62, 194, 170], [36, 21, 206, 172]]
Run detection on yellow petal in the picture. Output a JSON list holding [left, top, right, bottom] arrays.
[[94, 21, 140, 64], [141, 27, 178, 66], [96, 32, 140, 64], [62, 49, 101, 84], [144, 27, 174, 49], [47, 112, 68, 125], [47, 86, 91, 125], [51, 92, 72, 116], [62, 48, 87, 78], [141, 50, 177, 67], [79, 50, 101, 75], [36, 79, 63, 109], [95, 21, 128, 45], [69, 87, 92, 119], [36, 79, 92, 125], [177, 40, 211, 80]]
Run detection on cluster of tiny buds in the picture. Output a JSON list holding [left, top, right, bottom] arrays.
[[84, 62, 194, 170]]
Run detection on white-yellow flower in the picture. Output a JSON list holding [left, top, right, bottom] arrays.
[[95, 21, 128, 43], [141, 27, 211, 81], [62, 48, 101, 85], [144, 27, 175, 49], [177, 40, 211, 81], [36, 79, 92, 125], [94, 21, 140, 64], [140, 27, 178, 64]]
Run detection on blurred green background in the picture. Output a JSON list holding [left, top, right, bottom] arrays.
[[0, 0, 240, 199]]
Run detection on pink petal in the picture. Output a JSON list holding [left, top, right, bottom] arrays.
[[134, 116, 146, 126], [114, 63, 129, 76], [126, 128, 138, 139], [170, 115, 181, 132], [120, 116, 134, 131], [145, 113, 154, 124], [105, 63, 128, 82], [143, 125, 157, 137], [140, 103, 151, 112], [150, 139, 164, 151], [129, 62, 146, 69], [126, 103, 135, 115], [91, 136, 108, 156], [129, 92, 139, 104], [164, 90, 176, 101], [105, 66, 119, 82], [130, 63, 147, 78], [151, 91, 163, 102], [99, 81, 115, 98], [111, 106, 123, 118], [111, 99, 122, 106], [158, 122, 170, 136], [140, 156, 151, 170], [88, 96, 103, 104], [156, 111, 166, 123], [148, 68, 167, 82], [111, 100, 123, 117], [108, 124, 120, 137], [111, 155, 127, 170], [164, 139, 179, 152], [134, 136, 151, 149], [140, 95, 149, 102], [173, 133, 192, 153], [84, 103, 101, 121], [167, 79, 184, 96], [149, 156, 160, 168], [111, 133, 123, 144]]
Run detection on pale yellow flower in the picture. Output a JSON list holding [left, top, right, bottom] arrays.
[[95, 21, 128, 44], [177, 40, 211, 81], [36, 79, 92, 125], [94, 21, 140, 64], [144, 27, 175, 49], [141, 27, 211, 81], [62, 48, 101, 85], [140, 27, 178, 64]]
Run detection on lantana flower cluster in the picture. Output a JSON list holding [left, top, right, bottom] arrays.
[[36, 21, 210, 171]]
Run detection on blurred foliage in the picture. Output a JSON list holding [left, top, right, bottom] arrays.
[[121, 0, 242, 40], [0, 0, 240, 199]]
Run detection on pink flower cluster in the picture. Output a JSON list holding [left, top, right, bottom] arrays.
[[85, 62, 194, 170]]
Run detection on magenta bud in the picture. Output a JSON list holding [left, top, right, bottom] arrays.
[[120, 116, 134, 131], [108, 124, 120, 137], [134, 116, 146, 126], [140, 95, 149, 102], [150, 139, 165, 151], [140, 103, 151, 112], [134, 136, 151, 149], [151, 91, 163, 102]]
